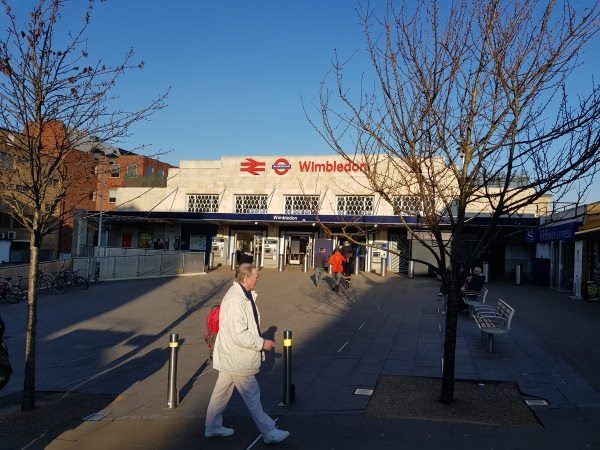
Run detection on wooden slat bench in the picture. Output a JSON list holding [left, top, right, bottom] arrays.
[[473, 299, 515, 353]]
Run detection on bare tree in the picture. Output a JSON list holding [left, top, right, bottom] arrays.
[[0, 0, 167, 410], [309, 0, 600, 404]]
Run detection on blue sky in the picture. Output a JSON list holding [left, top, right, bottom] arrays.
[[3, 1, 599, 202]]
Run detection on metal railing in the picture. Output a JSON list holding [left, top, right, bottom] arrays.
[[73, 251, 205, 281]]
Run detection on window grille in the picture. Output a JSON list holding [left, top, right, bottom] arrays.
[[235, 194, 267, 214], [336, 195, 374, 215], [187, 194, 219, 213], [393, 195, 424, 215], [284, 195, 319, 215]]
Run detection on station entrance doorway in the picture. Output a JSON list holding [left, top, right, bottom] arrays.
[[281, 231, 318, 268], [331, 232, 370, 272], [232, 230, 266, 268]]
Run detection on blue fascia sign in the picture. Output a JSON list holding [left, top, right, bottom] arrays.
[[526, 222, 582, 243]]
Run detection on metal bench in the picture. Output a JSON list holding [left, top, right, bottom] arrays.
[[473, 299, 515, 353], [463, 287, 488, 317]]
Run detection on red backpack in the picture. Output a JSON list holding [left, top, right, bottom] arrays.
[[204, 305, 220, 350]]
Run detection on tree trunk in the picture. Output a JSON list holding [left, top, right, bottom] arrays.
[[440, 286, 459, 404], [21, 232, 41, 411]]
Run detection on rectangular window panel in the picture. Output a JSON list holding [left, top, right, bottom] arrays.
[[187, 194, 219, 213], [110, 164, 120, 178], [108, 189, 117, 203], [127, 164, 137, 177], [284, 195, 319, 215], [336, 195, 374, 216], [0, 152, 14, 170], [235, 194, 267, 214]]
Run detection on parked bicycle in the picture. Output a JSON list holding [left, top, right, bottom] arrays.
[[46, 271, 67, 295], [57, 266, 89, 291], [17, 271, 65, 295], [0, 277, 24, 304]]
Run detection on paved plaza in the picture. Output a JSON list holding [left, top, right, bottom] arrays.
[[2, 268, 600, 449]]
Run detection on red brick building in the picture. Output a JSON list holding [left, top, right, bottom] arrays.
[[97, 153, 175, 212]]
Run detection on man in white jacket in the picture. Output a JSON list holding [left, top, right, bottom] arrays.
[[204, 263, 290, 444]]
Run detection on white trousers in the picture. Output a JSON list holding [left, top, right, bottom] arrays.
[[205, 370, 275, 434]]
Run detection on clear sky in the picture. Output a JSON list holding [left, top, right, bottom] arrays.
[[3, 1, 599, 203]]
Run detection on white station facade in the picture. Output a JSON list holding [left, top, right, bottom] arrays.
[[76, 155, 540, 278]]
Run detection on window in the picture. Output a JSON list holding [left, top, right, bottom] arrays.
[[146, 166, 154, 176], [0, 212, 12, 229], [110, 164, 120, 178], [158, 169, 165, 177], [138, 231, 152, 249], [108, 189, 117, 203], [126, 163, 137, 178], [48, 178, 58, 187], [235, 194, 268, 214], [187, 194, 219, 213], [0, 152, 14, 170], [88, 191, 96, 201], [284, 195, 319, 215], [336, 195, 374, 215], [16, 185, 30, 193], [393, 195, 424, 215]]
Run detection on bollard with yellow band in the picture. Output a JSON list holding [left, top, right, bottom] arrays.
[[279, 329, 295, 406], [167, 332, 180, 409]]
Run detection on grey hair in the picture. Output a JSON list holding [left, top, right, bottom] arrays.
[[235, 263, 257, 283]]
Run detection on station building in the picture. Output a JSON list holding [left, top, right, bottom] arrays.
[[74, 155, 543, 279]]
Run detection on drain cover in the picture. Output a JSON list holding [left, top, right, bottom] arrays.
[[525, 399, 549, 406], [354, 388, 374, 396], [83, 411, 109, 421]]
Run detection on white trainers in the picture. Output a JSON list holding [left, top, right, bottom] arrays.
[[263, 427, 290, 444], [204, 426, 234, 438]]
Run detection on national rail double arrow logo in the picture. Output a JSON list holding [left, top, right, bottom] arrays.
[[240, 158, 266, 175]]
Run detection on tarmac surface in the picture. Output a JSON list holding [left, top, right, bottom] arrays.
[[1, 267, 600, 449]]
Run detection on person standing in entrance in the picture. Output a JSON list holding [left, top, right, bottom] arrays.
[[340, 242, 354, 288], [328, 248, 345, 292], [313, 247, 329, 288], [205, 263, 290, 444]]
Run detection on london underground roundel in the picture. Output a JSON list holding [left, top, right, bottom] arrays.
[[272, 158, 292, 175]]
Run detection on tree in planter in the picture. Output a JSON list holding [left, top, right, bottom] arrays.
[[309, 0, 600, 403], [0, 0, 167, 410]]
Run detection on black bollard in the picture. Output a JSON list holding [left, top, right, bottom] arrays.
[[279, 330, 295, 406], [167, 332, 179, 409]]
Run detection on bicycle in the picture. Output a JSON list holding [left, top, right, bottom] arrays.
[[47, 271, 67, 295], [58, 266, 89, 291], [0, 277, 24, 304]]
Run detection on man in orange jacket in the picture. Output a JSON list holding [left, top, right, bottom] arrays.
[[328, 248, 346, 292]]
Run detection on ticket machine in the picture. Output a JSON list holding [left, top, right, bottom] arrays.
[[263, 238, 279, 269], [211, 237, 227, 267], [371, 240, 388, 272]]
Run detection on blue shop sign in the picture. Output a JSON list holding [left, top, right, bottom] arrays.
[[526, 222, 582, 243]]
